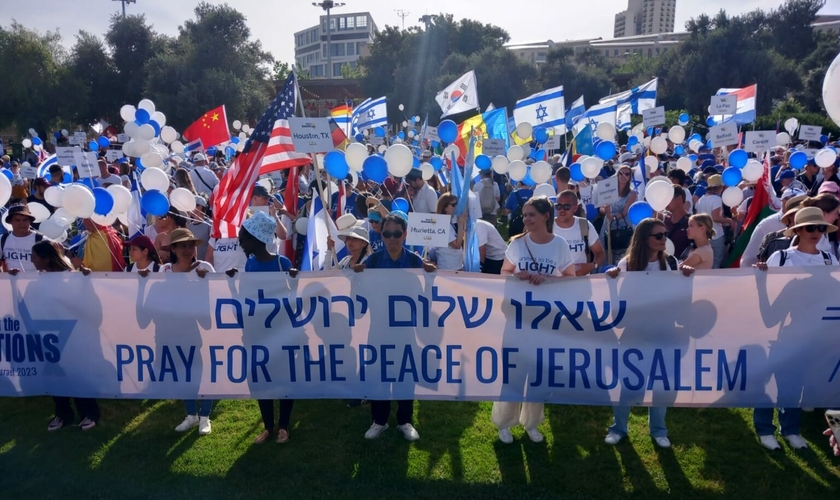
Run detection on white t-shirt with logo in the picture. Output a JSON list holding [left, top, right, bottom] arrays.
[[553, 219, 598, 265], [695, 194, 724, 240], [208, 237, 247, 273], [766, 247, 839, 267], [159, 260, 216, 274], [505, 233, 574, 277], [2, 232, 38, 273], [475, 219, 506, 261]]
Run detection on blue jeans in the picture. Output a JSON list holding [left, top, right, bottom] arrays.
[[711, 236, 725, 269], [753, 408, 801, 436], [184, 399, 214, 417], [609, 406, 668, 438]]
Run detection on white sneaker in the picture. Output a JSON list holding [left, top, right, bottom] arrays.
[[654, 437, 671, 448], [364, 422, 389, 439], [397, 423, 419, 441], [604, 432, 623, 445], [759, 435, 781, 450], [175, 415, 199, 432], [784, 434, 808, 449], [525, 427, 544, 443], [498, 428, 513, 444], [198, 416, 212, 436]]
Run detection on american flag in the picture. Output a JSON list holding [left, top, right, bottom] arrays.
[[212, 73, 309, 239]]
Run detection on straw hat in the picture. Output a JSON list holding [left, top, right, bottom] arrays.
[[706, 175, 723, 188], [169, 228, 203, 246], [784, 207, 837, 236], [780, 195, 808, 226], [4, 204, 34, 224]]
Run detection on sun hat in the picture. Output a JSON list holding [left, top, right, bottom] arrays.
[[241, 211, 277, 246], [339, 225, 370, 244], [706, 175, 723, 188], [784, 206, 838, 236], [818, 181, 840, 196], [335, 214, 359, 232], [780, 196, 808, 225], [4, 204, 34, 224], [168, 228, 203, 246]]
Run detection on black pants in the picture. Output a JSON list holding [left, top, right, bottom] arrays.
[[258, 399, 294, 431], [481, 258, 504, 275], [370, 400, 413, 426], [53, 396, 99, 423]]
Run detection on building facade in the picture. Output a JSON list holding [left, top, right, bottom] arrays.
[[293, 11, 377, 79], [614, 0, 676, 38]]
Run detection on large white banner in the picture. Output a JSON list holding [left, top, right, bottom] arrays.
[[1, 269, 839, 407]]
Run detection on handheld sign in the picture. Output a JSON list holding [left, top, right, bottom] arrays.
[[73, 151, 99, 179], [116, 133, 129, 143], [482, 139, 506, 157], [743, 131, 775, 153], [73, 131, 87, 146], [799, 125, 823, 142], [105, 148, 124, 162], [710, 123, 739, 148], [288, 117, 333, 153], [406, 212, 451, 248], [711, 95, 737, 116], [593, 175, 620, 207], [56, 146, 79, 166], [20, 162, 38, 180], [423, 126, 440, 143], [642, 106, 666, 127], [543, 134, 561, 150]]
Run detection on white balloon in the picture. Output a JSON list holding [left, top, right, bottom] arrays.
[[645, 155, 660, 172], [138, 124, 156, 141], [507, 145, 524, 162], [816, 148, 838, 168], [117, 212, 129, 226], [521, 144, 532, 159], [689, 140, 703, 153], [28, 128, 36, 136], [138, 98, 155, 114], [53, 208, 74, 227], [239, 132, 247, 141], [170, 188, 197, 212], [61, 129, 69, 137], [345, 143, 368, 172], [152, 111, 166, 127], [596, 122, 616, 141], [408, 130, 416, 138], [650, 136, 668, 155], [170, 140, 185, 154], [62, 185, 95, 219], [120, 104, 136, 122], [402, 121, 408, 128], [295, 217, 309, 235], [141, 152, 164, 169], [22, 139, 32, 148], [784, 117, 799, 135], [91, 212, 119, 227], [741, 159, 764, 182], [55, 231, 68, 244], [515, 122, 533, 140], [581, 157, 603, 179], [398, 104, 405, 111], [141, 167, 170, 192], [420, 163, 434, 181], [122, 141, 136, 158], [508, 160, 527, 181], [349, 170, 358, 186], [443, 144, 460, 161], [644, 180, 674, 212], [107, 184, 132, 214], [242, 125, 251, 133], [44, 185, 64, 207], [530, 161, 552, 184], [39, 218, 65, 239], [133, 140, 151, 157], [676, 157, 692, 173], [776, 132, 791, 146], [722, 186, 744, 207], [384, 144, 414, 177], [666, 238, 675, 256], [668, 126, 686, 144], [124, 121, 140, 139], [0, 175, 11, 207], [28, 202, 51, 223], [533, 183, 555, 198], [378, 145, 387, 154], [160, 126, 178, 144], [232, 120, 242, 130], [824, 51, 840, 127], [492, 155, 510, 174]]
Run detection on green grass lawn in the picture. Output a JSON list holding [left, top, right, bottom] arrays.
[[1, 398, 838, 499]]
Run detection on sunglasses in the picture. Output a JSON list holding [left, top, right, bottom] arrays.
[[449, 202, 457, 207], [649, 231, 670, 240], [618, 172, 631, 178], [554, 203, 575, 211], [804, 225, 828, 233], [382, 230, 404, 239]]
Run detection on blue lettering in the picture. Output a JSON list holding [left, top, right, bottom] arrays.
[[446, 345, 462, 383], [159, 347, 178, 382], [476, 347, 497, 384], [647, 349, 670, 391], [622, 349, 644, 391], [43, 334, 59, 362], [569, 348, 590, 389], [399, 346, 418, 383], [282, 345, 300, 382], [227, 345, 247, 383], [674, 350, 691, 391], [329, 344, 345, 382], [695, 349, 713, 391], [304, 345, 326, 382], [359, 344, 377, 382], [252, 345, 271, 382], [421, 345, 442, 383], [548, 348, 565, 388], [116, 345, 134, 382], [717, 350, 747, 391], [381, 344, 396, 382], [136, 345, 155, 382], [502, 348, 518, 384], [210, 346, 224, 383], [596, 349, 618, 390]]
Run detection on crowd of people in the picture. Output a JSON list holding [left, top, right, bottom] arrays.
[[0, 131, 838, 457]]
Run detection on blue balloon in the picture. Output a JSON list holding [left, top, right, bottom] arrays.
[[398, 131, 405, 139], [207, 147, 217, 157], [679, 113, 690, 124], [789, 151, 808, 170], [430, 157, 443, 171], [392, 197, 409, 212], [362, 155, 388, 183], [647, 127, 654, 136], [231, 136, 240, 144], [522, 168, 536, 187], [88, 141, 99, 151], [728, 149, 748, 169], [355, 133, 364, 143], [585, 203, 598, 221], [54, 131, 62, 139], [76, 178, 97, 189], [706, 117, 715, 127], [431, 140, 440, 148], [438, 120, 458, 143], [135, 108, 151, 124], [149, 120, 161, 137], [324, 150, 349, 179], [135, 158, 145, 170], [705, 140, 713, 150], [627, 136, 639, 147], [475, 154, 492, 170], [569, 163, 585, 182], [595, 141, 617, 161], [1, 169, 12, 181], [689, 154, 698, 162], [62, 172, 72, 184], [374, 127, 386, 138], [141, 190, 169, 216], [821, 134, 829, 144], [674, 145, 684, 155], [722, 167, 742, 187], [534, 128, 550, 144], [689, 134, 702, 143], [97, 136, 110, 148], [628, 201, 654, 226], [32, 137, 43, 146], [413, 156, 420, 168], [92, 187, 114, 216]]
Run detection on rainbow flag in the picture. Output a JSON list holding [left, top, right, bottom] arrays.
[[453, 108, 509, 162]]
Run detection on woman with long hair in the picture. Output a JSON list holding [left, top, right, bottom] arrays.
[[600, 164, 638, 263], [124, 235, 162, 273], [32, 240, 100, 431], [174, 168, 198, 195], [494, 196, 575, 444], [604, 218, 694, 448], [432, 193, 466, 271], [681, 214, 715, 270]]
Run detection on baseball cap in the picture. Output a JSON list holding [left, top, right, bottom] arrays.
[[34, 178, 50, 187], [781, 187, 806, 200], [195, 196, 208, 207], [778, 170, 795, 180], [193, 153, 207, 162]]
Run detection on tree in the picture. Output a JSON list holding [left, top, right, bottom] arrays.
[[66, 31, 120, 125], [539, 48, 613, 109], [105, 14, 166, 109]]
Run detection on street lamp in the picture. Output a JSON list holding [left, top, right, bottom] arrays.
[[112, 0, 136, 19], [313, 1, 346, 79]]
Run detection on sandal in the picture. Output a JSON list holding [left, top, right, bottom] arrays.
[[79, 418, 96, 431], [253, 429, 271, 444], [47, 417, 64, 432], [276, 429, 289, 444]]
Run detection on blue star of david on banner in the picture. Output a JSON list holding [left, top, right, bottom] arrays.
[[536, 105, 548, 122], [367, 110, 376, 119]]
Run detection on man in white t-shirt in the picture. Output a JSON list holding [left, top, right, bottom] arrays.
[[405, 168, 438, 214], [695, 175, 735, 268], [552, 190, 605, 275], [475, 219, 506, 274], [189, 153, 219, 196], [1, 205, 42, 273], [206, 235, 248, 273]]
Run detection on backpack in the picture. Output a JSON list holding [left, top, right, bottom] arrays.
[[479, 179, 496, 215], [126, 261, 161, 272], [757, 230, 790, 263], [778, 249, 832, 266], [508, 192, 528, 238], [1, 232, 44, 261], [575, 217, 593, 263]]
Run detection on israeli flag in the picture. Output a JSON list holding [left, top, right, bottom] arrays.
[[302, 195, 342, 271], [513, 85, 566, 134], [564, 95, 585, 130], [351, 96, 387, 134], [572, 102, 617, 136], [600, 78, 658, 131]]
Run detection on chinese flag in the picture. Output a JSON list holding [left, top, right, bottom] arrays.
[[182, 105, 230, 149]]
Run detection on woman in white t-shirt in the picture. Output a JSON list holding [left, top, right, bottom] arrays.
[[494, 197, 575, 445], [604, 218, 694, 449], [124, 235, 162, 273], [432, 193, 466, 271], [205, 236, 247, 273], [159, 229, 215, 276]]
